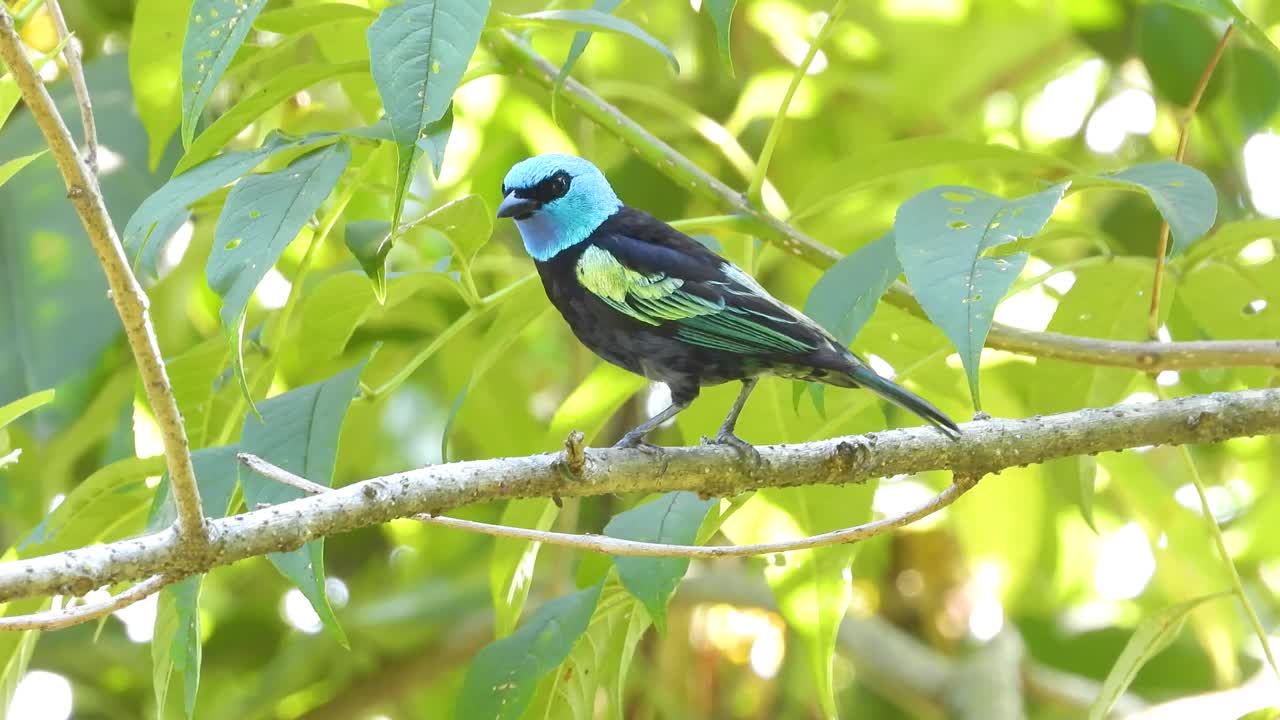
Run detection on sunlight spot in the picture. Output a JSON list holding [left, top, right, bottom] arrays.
[[866, 353, 896, 380], [96, 145, 126, 176], [8, 671, 72, 720], [1247, 299, 1268, 314], [968, 592, 1004, 641], [749, 625, 785, 679], [254, 267, 291, 310], [1044, 270, 1077, 294], [1023, 59, 1104, 142], [133, 404, 164, 459], [646, 383, 675, 428], [1174, 483, 1242, 522], [1121, 392, 1157, 405], [983, 91, 1018, 131], [48, 493, 65, 512], [325, 577, 350, 609], [113, 591, 158, 643], [1156, 324, 1172, 343], [1156, 370, 1180, 386], [1244, 133, 1280, 217], [1238, 238, 1276, 265], [1085, 89, 1156, 153], [281, 589, 322, 634], [1093, 522, 1154, 600], [873, 479, 945, 529], [882, 0, 969, 22], [157, 220, 194, 279]]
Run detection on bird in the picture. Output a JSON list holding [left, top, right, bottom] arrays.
[[495, 154, 960, 457]]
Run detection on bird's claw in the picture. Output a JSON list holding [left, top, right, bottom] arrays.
[[703, 430, 762, 467], [614, 433, 670, 473]]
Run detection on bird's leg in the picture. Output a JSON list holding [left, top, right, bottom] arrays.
[[614, 397, 690, 454], [704, 379, 761, 465]]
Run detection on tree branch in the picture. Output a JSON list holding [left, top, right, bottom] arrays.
[[486, 31, 1280, 372], [0, 388, 1277, 608], [43, 0, 95, 173], [0, 575, 170, 631], [0, 7, 206, 542]]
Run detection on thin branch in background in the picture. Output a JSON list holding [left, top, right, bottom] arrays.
[[1148, 23, 1234, 339], [747, 0, 846, 206], [239, 451, 976, 559], [0, 6, 207, 543], [43, 0, 96, 173], [488, 32, 1280, 372], [0, 575, 171, 631]]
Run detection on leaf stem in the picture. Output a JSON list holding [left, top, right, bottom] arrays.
[[746, 0, 846, 207], [1148, 23, 1233, 340], [1171, 439, 1279, 680]]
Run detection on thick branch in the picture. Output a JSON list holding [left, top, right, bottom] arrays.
[[486, 31, 1280, 372], [0, 389, 1277, 606], [0, 8, 206, 541]]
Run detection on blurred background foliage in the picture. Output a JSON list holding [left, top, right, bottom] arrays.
[[1, 0, 1280, 718]]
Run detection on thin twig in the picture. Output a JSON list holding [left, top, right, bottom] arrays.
[[488, 31, 1280, 372], [240, 453, 975, 559], [0, 575, 171, 631], [1148, 23, 1234, 339], [43, 0, 96, 173], [0, 7, 207, 543], [747, 0, 846, 206]]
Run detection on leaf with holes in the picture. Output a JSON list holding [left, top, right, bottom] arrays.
[[123, 131, 337, 266], [1089, 592, 1230, 720], [181, 0, 269, 146], [704, 0, 737, 74], [238, 360, 367, 647], [605, 492, 716, 633], [208, 141, 350, 413], [367, 0, 489, 235], [505, 10, 680, 74], [456, 583, 603, 720], [1095, 162, 1217, 255], [895, 182, 1069, 408]]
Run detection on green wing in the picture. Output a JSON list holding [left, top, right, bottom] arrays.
[[574, 245, 816, 355]]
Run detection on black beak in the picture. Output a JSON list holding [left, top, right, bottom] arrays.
[[496, 192, 539, 220]]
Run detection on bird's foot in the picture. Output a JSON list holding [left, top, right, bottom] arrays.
[[703, 430, 762, 467], [613, 432, 670, 471]]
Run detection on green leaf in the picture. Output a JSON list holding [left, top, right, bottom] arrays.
[[490, 499, 561, 638], [130, 0, 193, 169], [553, 0, 624, 105], [254, 4, 377, 35], [1152, 0, 1280, 69], [166, 337, 231, 449], [147, 446, 239, 719], [804, 232, 901, 346], [1137, 3, 1227, 107], [1089, 592, 1230, 720], [506, 10, 680, 74], [1093, 162, 1217, 255], [299, 270, 465, 360], [1224, 46, 1280, 137], [367, 0, 490, 234], [547, 362, 647, 445], [723, 484, 874, 720], [208, 141, 350, 414], [456, 583, 603, 720], [422, 194, 493, 290], [181, 0, 270, 147], [605, 492, 716, 633], [344, 220, 393, 302], [0, 151, 45, 190], [895, 183, 1068, 408], [794, 138, 1077, 221], [0, 389, 54, 430], [417, 104, 454, 178], [1181, 219, 1280, 267], [123, 131, 336, 265], [704, 0, 738, 74], [238, 360, 368, 646], [176, 60, 368, 175]]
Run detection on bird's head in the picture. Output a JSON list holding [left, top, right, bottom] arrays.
[[497, 154, 622, 261]]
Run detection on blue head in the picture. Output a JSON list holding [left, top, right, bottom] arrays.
[[496, 154, 622, 261]]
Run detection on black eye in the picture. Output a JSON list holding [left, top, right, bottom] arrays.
[[549, 173, 569, 196]]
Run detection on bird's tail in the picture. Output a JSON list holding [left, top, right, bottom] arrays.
[[844, 365, 961, 439]]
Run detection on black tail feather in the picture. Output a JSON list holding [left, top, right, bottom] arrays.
[[846, 365, 961, 439]]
